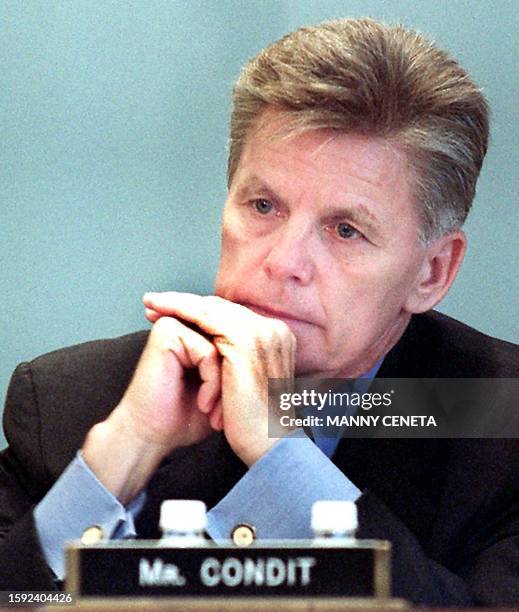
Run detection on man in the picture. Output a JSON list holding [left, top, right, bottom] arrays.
[[1, 17, 518, 605]]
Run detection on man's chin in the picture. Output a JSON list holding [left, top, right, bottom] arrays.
[[294, 346, 360, 379], [294, 349, 330, 378]]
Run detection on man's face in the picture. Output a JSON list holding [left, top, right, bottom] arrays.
[[215, 112, 430, 377]]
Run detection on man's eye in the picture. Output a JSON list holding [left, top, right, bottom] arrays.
[[252, 199, 274, 215], [336, 222, 362, 240]]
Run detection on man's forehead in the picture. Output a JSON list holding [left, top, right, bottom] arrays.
[[237, 128, 408, 207], [242, 111, 408, 188]]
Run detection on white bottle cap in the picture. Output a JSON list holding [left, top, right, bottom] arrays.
[[160, 499, 207, 533], [311, 500, 358, 534]]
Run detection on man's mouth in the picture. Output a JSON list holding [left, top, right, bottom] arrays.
[[241, 302, 317, 327]]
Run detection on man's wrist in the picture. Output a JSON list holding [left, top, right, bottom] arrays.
[[230, 414, 297, 467], [234, 435, 281, 467], [82, 408, 170, 505]]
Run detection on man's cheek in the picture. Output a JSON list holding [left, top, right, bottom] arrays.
[[220, 226, 254, 268], [217, 226, 241, 285]]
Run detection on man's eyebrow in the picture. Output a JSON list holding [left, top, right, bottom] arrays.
[[324, 203, 381, 234], [232, 175, 280, 202]]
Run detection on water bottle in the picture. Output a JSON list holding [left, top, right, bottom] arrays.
[[311, 500, 357, 545], [159, 499, 209, 547]]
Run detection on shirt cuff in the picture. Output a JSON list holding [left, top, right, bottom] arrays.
[[206, 433, 360, 541], [34, 451, 146, 581]]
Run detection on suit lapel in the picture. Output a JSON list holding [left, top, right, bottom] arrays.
[[329, 314, 449, 544], [332, 437, 445, 544]]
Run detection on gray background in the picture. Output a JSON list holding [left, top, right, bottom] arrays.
[[1, 0, 518, 448]]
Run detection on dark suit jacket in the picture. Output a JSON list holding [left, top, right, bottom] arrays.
[[1, 311, 518, 605]]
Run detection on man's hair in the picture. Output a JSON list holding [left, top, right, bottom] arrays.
[[228, 18, 489, 242]]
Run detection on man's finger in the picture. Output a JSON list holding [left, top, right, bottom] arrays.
[[152, 316, 221, 413], [145, 308, 161, 323], [143, 292, 250, 339], [197, 352, 221, 414], [208, 399, 224, 431]]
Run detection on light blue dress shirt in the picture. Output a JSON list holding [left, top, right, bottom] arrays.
[[34, 360, 381, 580]]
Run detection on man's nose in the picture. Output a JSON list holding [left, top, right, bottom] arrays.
[[263, 221, 316, 285]]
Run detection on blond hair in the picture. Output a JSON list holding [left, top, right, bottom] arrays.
[[228, 18, 489, 242]]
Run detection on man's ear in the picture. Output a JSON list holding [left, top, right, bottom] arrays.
[[404, 231, 467, 314]]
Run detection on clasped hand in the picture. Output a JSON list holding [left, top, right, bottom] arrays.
[[122, 292, 296, 467]]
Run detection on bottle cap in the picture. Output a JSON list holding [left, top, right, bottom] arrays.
[[160, 499, 207, 533], [311, 500, 357, 534]]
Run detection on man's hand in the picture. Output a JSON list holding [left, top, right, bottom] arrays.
[[82, 310, 222, 504], [113, 315, 223, 447], [143, 292, 296, 466]]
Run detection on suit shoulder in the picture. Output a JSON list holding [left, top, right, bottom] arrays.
[[27, 329, 149, 420], [24, 330, 149, 475], [385, 311, 518, 377], [29, 330, 149, 378], [418, 311, 517, 376]]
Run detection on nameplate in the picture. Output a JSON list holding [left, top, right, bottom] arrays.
[[66, 540, 390, 599]]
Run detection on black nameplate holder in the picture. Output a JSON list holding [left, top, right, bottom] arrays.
[[66, 539, 391, 600]]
